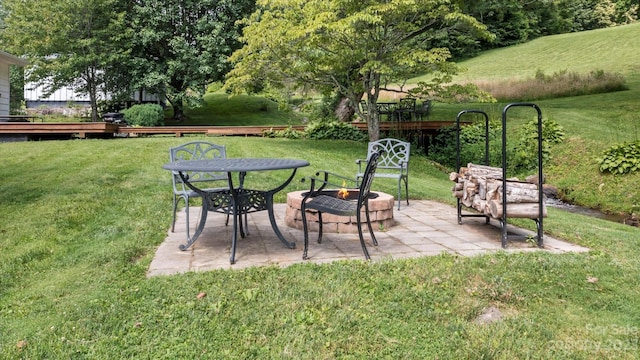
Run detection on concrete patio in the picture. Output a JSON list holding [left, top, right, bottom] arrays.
[[147, 200, 589, 277]]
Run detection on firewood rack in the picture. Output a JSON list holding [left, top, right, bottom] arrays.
[[455, 103, 545, 248]]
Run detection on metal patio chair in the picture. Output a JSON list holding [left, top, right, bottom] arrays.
[[301, 150, 384, 260], [356, 138, 410, 210], [169, 141, 230, 240]]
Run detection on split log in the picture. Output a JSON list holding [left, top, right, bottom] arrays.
[[486, 179, 540, 203], [472, 195, 486, 212], [498, 186, 541, 203], [458, 164, 503, 179], [488, 200, 547, 219], [465, 163, 502, 174], [486, 178, 538, 192]]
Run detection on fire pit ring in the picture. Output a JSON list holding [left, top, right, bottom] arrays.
[[285, 190, 395, 233]]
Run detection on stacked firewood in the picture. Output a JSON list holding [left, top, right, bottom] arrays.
[[450, 163, 547, 219]]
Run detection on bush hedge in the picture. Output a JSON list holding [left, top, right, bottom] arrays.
[[122, 104, 165, 127]]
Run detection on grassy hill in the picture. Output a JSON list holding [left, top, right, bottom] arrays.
[[177, 93, 304, 126], [415, 22, 640, 82]]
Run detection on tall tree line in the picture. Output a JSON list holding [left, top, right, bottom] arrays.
[[0, 0, 637, 120], [448, 0, 638, 59]]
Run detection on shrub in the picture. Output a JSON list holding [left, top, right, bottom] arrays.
[[263, 126, 303, 139], [597, 141, 640, 174], [507, 118, 565, 174], [122, 104, 165, 127], [303, 94, 344, 122], [428, 117, 565, 175], [428, 119, 502, 170], [304, 121, 368, 142]]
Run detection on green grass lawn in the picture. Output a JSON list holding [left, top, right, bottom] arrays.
[[1, 137, 639, 359], [2, 23, 640, 358]]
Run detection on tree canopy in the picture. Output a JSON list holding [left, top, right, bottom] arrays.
[[1, 0, 130, 121], [226, 0, 494, 140], [126, 0, 255, 120]]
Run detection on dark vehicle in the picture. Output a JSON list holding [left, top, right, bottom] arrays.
[[101, 112, 127, 125]]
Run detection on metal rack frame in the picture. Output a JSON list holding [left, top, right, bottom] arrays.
[[455, 103, 544, 248]]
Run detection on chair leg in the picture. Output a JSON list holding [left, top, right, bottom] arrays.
[[184, 200, 191, 240], [403, 176, 409, 206], [301, 206, 310, 260], [397, 180, 402, 210], [171, 196, 179, 232], [356, 211, 371, 260], [317, 212, 324, 244], [365, 202, 378, 246]]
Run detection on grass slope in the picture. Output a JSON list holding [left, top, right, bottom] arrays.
[[178, 93, 304, 126], [416, 22, 640, 82]]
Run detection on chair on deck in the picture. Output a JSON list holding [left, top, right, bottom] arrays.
[[301, 150, 384, 260], [394, 98, 416, 121], [356, 138, 410, 210], [169, 141, 229, 240], [413, 100, 432, 120]]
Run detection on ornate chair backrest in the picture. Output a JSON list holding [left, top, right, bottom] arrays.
[[360, 100, 368, 113], [357, 150, 384, 207], [420, 100, 431, 113], [169, 141, 227, 192], [398, 98, 416, 111], [367, 138, 410, 173]]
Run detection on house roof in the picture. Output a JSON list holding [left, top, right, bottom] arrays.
[[0, 50, 29, 66]]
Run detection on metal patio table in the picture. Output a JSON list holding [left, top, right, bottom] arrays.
[[162, 158, 309, 264]]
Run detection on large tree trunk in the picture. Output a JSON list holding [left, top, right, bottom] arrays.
[[335, 97, 354, 122], [166, 97, 184, 121], [367, 108, 380, 142], [363, 71, 381, 141], [85, 67, 100, 122]]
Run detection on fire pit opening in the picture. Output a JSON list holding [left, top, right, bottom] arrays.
[[300, 190, 379, 201], [285, 190, 395, 233]]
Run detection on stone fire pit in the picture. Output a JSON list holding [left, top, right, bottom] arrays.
[[285, 190, 395, 233]]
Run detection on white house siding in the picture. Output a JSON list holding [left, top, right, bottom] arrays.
[[0, 62, 10, 115], [24, 84, 161, 109], [0, 50, 29, 116], [25, 85, 91, 102]]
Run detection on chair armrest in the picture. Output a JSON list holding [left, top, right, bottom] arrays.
[[355, 158, 367, 173], [399, 160, 409, 173], [301, 170, 358, 194]]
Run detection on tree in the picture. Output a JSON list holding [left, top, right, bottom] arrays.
[[1, 0, 131, 121], [225, 0, 494, 141], [127, 0, 255, 120]]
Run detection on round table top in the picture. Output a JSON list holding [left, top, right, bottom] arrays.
[[163, 158, 309, 172]]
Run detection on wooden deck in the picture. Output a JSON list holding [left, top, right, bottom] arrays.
[[0, 122, 120, 140], [0, 121, 461, 141]]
